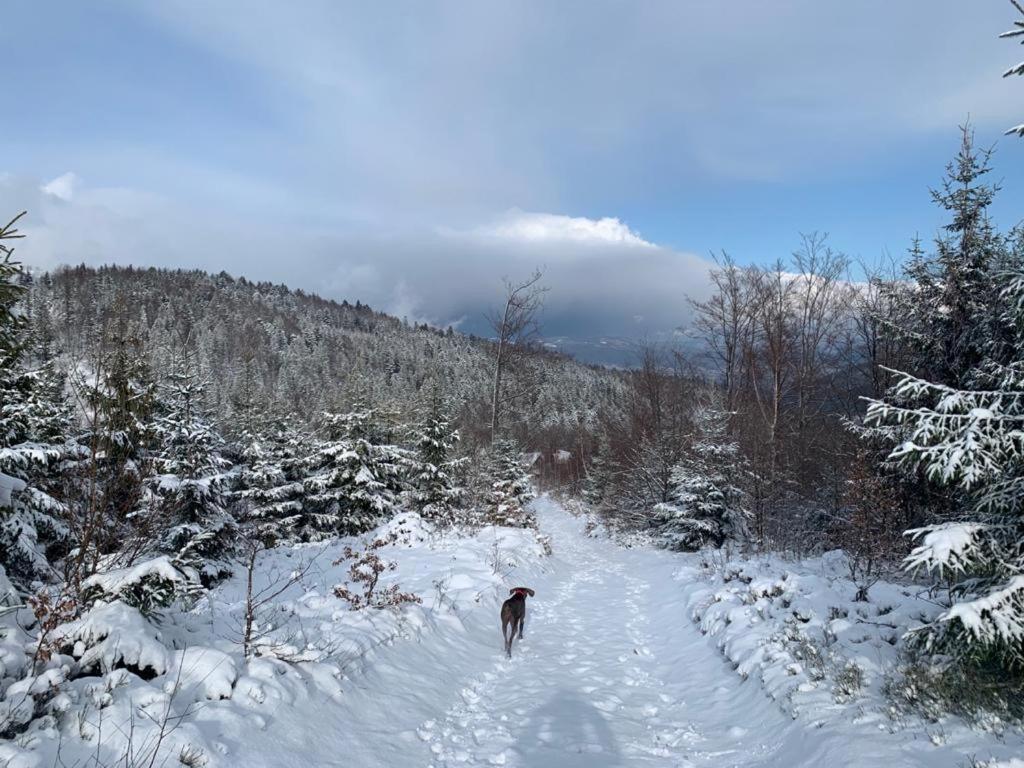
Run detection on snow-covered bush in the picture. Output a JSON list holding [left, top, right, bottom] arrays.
[[80, 555, 198, 615], [51, 600, 170, 677]]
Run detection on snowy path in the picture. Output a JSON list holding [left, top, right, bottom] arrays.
[[228, 498, 948, 767]]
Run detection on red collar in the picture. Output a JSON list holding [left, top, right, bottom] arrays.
[[512, 588, 529, 598]]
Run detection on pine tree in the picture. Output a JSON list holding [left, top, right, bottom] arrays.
[[406, 402, 468, 526], [892, 126, 1010, 388], [582, 437, 613, 511], [67, 329, 159, 581], [233, 414, 307, 541], [151, 341, 235, 584], [482, 439, 536, 528], [864, 135, 1024, 673], [0, 213, 73, 587], [652, 405, 749, 551], [300, 408, 407, 538]]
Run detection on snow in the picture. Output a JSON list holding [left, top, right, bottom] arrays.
[[0, 471, 26, 507], [904, 522, 986, 575], [81, 555, 191, 596], [943, 575, 1024, 644], [3, 500, 1022, 766], [165, 647, 238, 701], [677, 544, 1024, 761], [51, 600, 171, 675]]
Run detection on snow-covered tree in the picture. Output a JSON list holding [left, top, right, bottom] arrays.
[[652, 405, 749, 551], [0, 213, 73, 588], [151, 341, 235, 584], [232, 415, 308, 542], [864, 135, 1024, 671], [888, 127, 1011, 388], [866, 361, 1024, 668], [406, 403, 468, 526], [0, 365, 74, 588], [582, 437, 613, 512], [300, 408, 407, 538], [481, 439, 536, 528]]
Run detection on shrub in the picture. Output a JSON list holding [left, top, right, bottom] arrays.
[[332, 534, 421, 610]]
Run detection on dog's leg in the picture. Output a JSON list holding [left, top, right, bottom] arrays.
[[518, 607, 525, 640], [502, 616, 511, 656]]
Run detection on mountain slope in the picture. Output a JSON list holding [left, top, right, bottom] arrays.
[[23, 265, 626, 445]]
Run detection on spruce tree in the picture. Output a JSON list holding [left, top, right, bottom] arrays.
[[233, 414, 307, 541], [151, 341, 235, 584], [482, 439, 536, 528], [865, 134, 1024, 674], [0, 213, 73, 587], [407, 402, 468, 526], [892, 126, 1010, 387], [582, 437, 613, 511], [69, 328, 158, 580], [300, 408, 407, 538], [652, 405, 749, 551]]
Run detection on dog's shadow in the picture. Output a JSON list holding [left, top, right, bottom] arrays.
[[513, 689, 622, 767]]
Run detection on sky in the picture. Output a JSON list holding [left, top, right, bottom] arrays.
[[3, 1, 1023, 358]]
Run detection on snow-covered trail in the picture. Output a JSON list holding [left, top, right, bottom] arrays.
[[227, 498, 939, 767], [416, 498, 797, 767]]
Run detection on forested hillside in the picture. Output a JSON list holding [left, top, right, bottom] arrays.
[[24, 264, 624, 446]]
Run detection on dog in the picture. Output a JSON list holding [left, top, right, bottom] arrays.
[[500, 586, 535, 658]]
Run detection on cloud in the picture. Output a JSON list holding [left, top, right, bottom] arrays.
[[468, 210, 654, 248], [41, 172, 80, 202], [1, 172, 714, 351], [112, 0, 1017, 209]]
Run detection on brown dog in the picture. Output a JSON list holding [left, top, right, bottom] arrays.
[[501, 587, 535, 658]]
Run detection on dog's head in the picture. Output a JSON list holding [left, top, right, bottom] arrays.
[[509, 587, 535, 599]]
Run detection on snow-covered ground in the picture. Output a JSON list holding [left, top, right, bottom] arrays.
[[676, 548, 1024, 766], [4, 498, 1023, 767]]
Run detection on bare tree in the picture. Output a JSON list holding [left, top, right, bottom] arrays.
[[689, 252, 756, 414], [748, 260, 795, 487], [1003, 0, 1024, 137], [789, 234, 852, 478], [837, 256, 906, 405], [234, 522, 322, 659], [487, 269, 548, 442]]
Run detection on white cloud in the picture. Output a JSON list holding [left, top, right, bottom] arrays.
[[1, 171, 715, 348], [41, 172, 80, 202], [472, 210, 654, 248]]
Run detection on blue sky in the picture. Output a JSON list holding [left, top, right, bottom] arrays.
[[4, 1, 1023, 344]]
